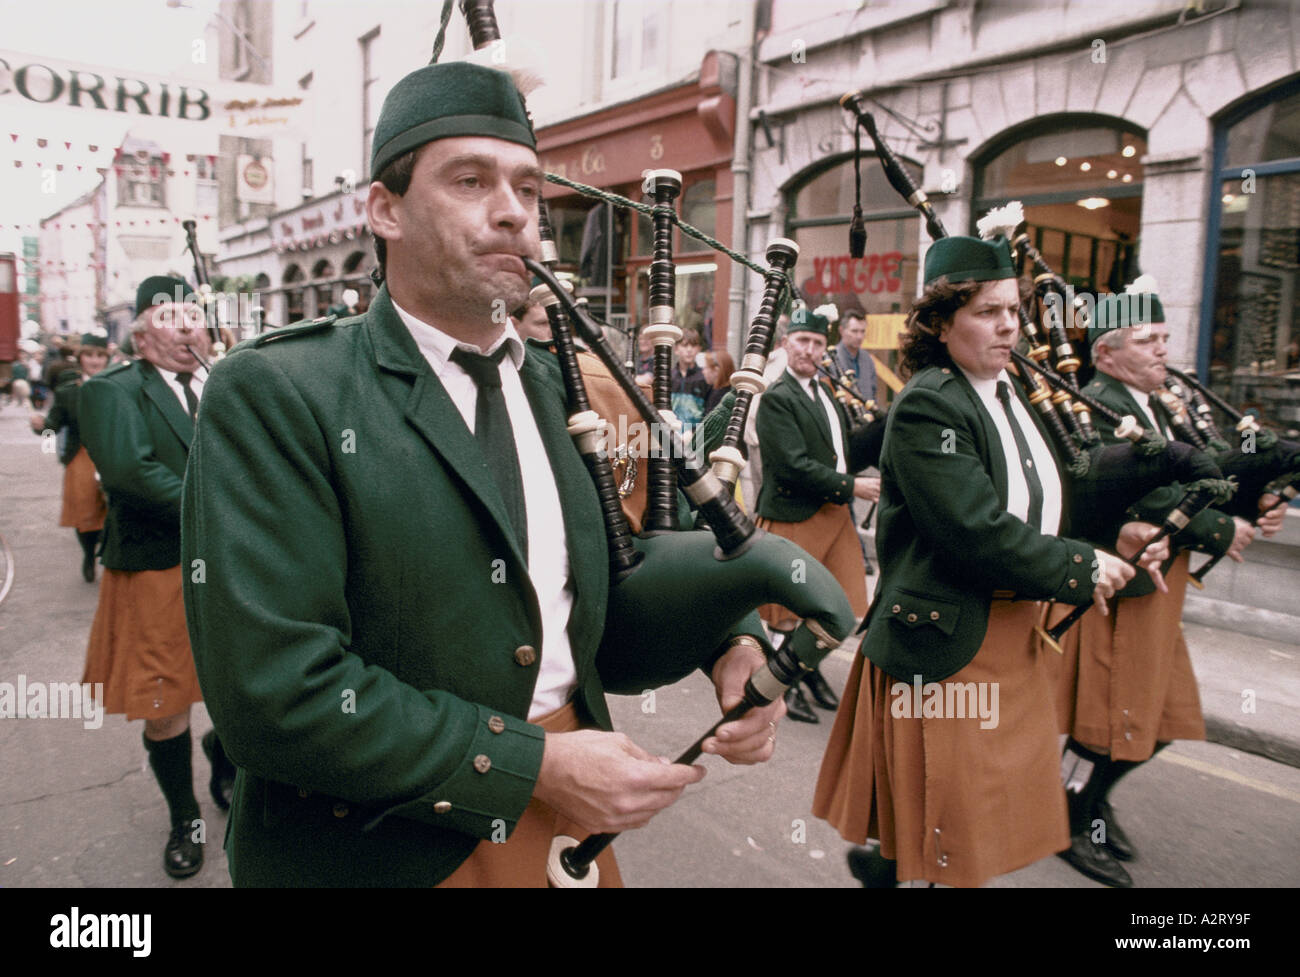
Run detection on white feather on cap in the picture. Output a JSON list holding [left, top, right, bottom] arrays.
[[976, 201, 1024, 241], [813, 303, 839, 324], [463, 35, 546, 96], [1125, 274, 1159, 295]]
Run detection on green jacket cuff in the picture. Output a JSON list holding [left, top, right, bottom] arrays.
[[1175, 508, 1234, 557], [364, 705, 546, 839], [1048, 539, 1098, 605]]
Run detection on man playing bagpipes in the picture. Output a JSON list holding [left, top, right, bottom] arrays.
[[754, 304, 879, 723], [180, 60, 788, 888], [1052, 279, 1286, 888]]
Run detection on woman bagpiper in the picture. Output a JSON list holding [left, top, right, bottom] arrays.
[[31, 333, 111, 582], [813, 236, 1160, 887]]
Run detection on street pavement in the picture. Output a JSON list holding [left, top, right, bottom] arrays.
[[1, 398, 1297, 888]]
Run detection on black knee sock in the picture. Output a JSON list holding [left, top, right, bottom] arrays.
[[76, 529, 99, 554], [1095, 740, 1169, 805], [144, 729, 200, 828], [1061, 738, 1110, 836]]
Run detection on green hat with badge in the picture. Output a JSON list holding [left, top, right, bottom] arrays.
[[788, 303, 837, 339], [1088, 274, 1165, 345], [370, 62, 535, 179], [135, 276, 198, 317], [923, 235, 1017, 286]]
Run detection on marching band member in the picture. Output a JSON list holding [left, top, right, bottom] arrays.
[[754, 304, 877, 723], [30, 332, 110, 583], [79, 277, 234, 879], [813, 236, 1160, 888], [1052, 282, 1285, 887], [181, 61, 782, 888]]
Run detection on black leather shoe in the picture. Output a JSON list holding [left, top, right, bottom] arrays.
[[201, 730, 234, 811], [1094, 799, 1136, 861], [847, 845, 897, 888], [784, 684, 819, 724], [81, 551, 95, 583], [802, 667, 840, 710], [164, 821, 204, 879], [1058, 832, 1132, 887]]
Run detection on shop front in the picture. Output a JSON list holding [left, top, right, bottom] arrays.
[[535, 51, 737, 353]]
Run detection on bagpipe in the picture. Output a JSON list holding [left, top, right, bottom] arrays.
[[452, 0, 858, 888], [838, 91, 1235, 647], [818, 351, 889, 471], [962, 191, 1300, 589], [180, 218, 226, 370]]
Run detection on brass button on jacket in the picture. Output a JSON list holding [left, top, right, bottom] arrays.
[[929, 611, 940, 621], [1072, 553, 1083, 564], [891, 604, 902, 614], [487, 715, 506, 734], [1068, 579, 1078, 589], [473, 754, 492, 774], [907, 613, 918, 623], [514, 645, 537, 667], [433, 801, 452, 814]]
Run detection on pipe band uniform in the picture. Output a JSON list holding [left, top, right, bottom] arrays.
[[1047, 278, 1272, 888], [813, 233, 1138, 888], [30, 332, 110, 583], [78, 275, 232, 881], [182, 38, 795, 887]]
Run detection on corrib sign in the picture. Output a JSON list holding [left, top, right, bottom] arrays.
[[0, 50, 307, 137]]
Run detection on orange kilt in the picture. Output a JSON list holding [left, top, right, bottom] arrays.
[[438, 701, 623, 888], [757, 503, 868, 629], [1050, 552, 1204, 761], [83, 566, 203, 720], [814, 599, 1069, 887], [59, 446, 106, 532]]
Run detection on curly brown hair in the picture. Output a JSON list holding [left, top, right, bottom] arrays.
[[898, 276, 1032, 378]]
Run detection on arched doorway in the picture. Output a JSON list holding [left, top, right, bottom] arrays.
[[783, 152, 923, 316], [972, 115, 1147, 297], [283, 264, 305, 324]]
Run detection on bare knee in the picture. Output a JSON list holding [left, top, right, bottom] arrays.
[[144, 710, 190, 741]]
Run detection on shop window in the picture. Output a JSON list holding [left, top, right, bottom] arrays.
[[634, 261, 716, 349], [680, 180, 716, 249], [973, 118, 1145, 297], [1208, 82, 1300, 434], [785, 154, 924, 317]]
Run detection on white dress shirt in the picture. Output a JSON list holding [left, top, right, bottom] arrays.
[[1124, 382, 1171, 439], [393, 299, 578, 718], [958, 366, 1063, 536], [788, 367, 847, 474], [153, 365, 205, 415]]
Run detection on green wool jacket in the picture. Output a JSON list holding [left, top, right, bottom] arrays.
[[39, 377, 85, 464], [863, 362, 1098, 683], [79, 359, 193, 571], [755, 370, 872, 522], [183, 287, 709, 886], [1083, 371, 1234, 597]]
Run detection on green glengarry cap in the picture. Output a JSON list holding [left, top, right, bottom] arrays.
[[788, 306, 830, 338], [370, 62, 535, 178], [1089, 283, 1165, 345], [135, 276, 197, 317], [923, 235, 1017, 286], [79, 332, 108, 349]]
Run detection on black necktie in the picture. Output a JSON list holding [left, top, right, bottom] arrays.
[[1147, 394, 1173, 439], [176, 372, 198, 420], [996, 380, 1044, 532], [450, 346, 528, 559]]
